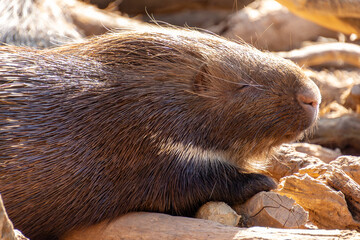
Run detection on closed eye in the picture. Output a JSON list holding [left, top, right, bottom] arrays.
[[236, 84, 249, 90]]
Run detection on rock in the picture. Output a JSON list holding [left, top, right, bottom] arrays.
[[195, 202, 241, 227]]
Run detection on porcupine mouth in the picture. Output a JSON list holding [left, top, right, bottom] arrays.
[[282, 132, 303, 142], [282, 122, 316, 144]]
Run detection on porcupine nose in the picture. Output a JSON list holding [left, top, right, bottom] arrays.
[[296, 80, 321, 125]]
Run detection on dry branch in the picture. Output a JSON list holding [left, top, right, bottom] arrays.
[[277, 42, 360, 68]]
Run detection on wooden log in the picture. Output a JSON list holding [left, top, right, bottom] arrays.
[[64, 0, 146, 37], [269, 145, 360, 230], [62, 212, 360, 240], [142, 9, 231, 29], [309, 114, 360, 152], [276, 174, 360, 230], [0, 195, 17, 240], [330, 156, 360, 185], [275, 0, 360, 35], [14, 231, 29, 240], [290, 143, 341, 164], [196, 192, 308, 229], [234, 192, 308, 229], [266, 144, 327, 181], [109, 0, 254, 15], [325, 167, 360, 221], [303, 69, 360, 109], [278, 0, 360, 18], [344, 84, 360, 113]]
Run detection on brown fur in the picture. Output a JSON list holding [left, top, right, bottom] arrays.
[[0, 26, 320, 240]]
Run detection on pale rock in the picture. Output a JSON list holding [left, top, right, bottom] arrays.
[[195, 202, 240, 227]]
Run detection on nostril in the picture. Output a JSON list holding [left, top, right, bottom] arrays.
[[295, 82, 321, 128], [297, 93, 319, 108]]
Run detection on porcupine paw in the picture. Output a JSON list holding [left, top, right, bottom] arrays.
[[237, 173, 276, 203]]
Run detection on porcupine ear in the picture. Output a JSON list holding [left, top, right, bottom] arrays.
[[192, 64, 211, 93]]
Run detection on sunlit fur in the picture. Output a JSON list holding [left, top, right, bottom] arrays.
[[0, 26, 320, 240], [0, 0, 83, 48]]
